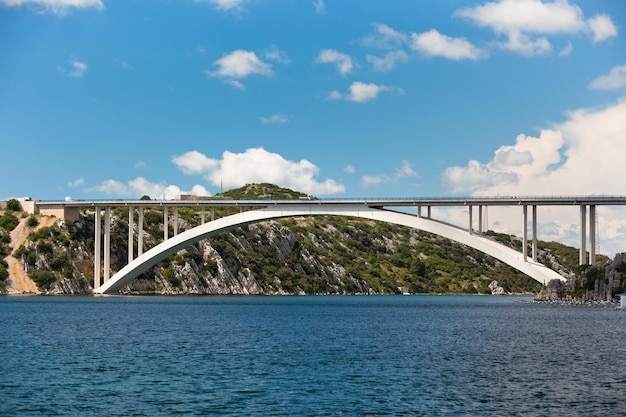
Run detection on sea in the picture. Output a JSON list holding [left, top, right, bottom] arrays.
[[1, 295, 625, 416]]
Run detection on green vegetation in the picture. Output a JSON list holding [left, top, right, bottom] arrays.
[[9, 183, 603, 295], [5, 199, 21, 212], [0, 212, 19, 232]]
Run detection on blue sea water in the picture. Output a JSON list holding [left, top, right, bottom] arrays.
[[1, 295, 625, 416]]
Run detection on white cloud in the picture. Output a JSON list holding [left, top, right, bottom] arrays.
[[348, 81, 393, 102], [226, 79, 245, 90], [558, 42, 573, 57], [454, 0, 617, 56], [454, 0, 586, 35], [344, 165, 355, 174], [263, 46, 291, 64], [410, 29, 487, 60], [0, 0, 104, 15], [587, 14, 617, 42], [361, 23, 408, 49], [360, 160, 417, 187], [326, 90, 342, 101], [441, 100, 626, 256], [312, 0, 326, 15], [260, 114, 289, 124], [68, 58, 87, 77], [315, 49, 354, 75], [86, 177, 209, 200], [172, 150, 220, 175], [367, 50, 409, 72], [206, 50, 273, 89], [198, 0, 245, 12], [499, 31, 552, 56], [172, 147, 345, 195], [588, 64, 626, 90], [67, 178, 85, 188]]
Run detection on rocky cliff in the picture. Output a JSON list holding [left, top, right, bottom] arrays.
[[534, 253, 626, 302]]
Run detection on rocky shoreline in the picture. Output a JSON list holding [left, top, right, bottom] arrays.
[[534, 252, 625, 304]]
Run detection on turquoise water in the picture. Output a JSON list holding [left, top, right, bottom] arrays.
[[1, 295, 625, 416]]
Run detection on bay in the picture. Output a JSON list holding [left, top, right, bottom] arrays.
[[1, 295, 625, 416]]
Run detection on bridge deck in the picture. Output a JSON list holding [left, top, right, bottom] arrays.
[[35, 195, 626, 209]]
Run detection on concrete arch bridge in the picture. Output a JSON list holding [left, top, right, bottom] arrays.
[[31, 196, 626, 294]]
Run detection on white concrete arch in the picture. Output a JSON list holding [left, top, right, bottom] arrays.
[[95, 204, 565, 294]]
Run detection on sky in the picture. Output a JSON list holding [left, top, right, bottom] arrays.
[[1, 0, 625, 255]]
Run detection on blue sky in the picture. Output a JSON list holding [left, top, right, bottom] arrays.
[[2, 0, 626, 254]]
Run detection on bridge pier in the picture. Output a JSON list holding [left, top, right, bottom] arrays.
[[138, 207, 144, 257], [128, 208, 134, 264], [579, 205, 597, 265], [522, 205, 538, 262], [590, 205, 596, 264], [94, 208, 101, 289], [532, 205, 537, 262], [164, 207, 168, 241], [174, 207, 179, 236], [104, 207, 111, 282]]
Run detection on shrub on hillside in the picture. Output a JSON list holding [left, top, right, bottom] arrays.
[[0, 213, 19, 232], [5, 199, 21, 212]]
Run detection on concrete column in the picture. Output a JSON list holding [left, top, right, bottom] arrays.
[[104, 207, 111, 282], [478, 206, 483, 233], [138, 207, 144, 257], [532, 205, 537, 262], [522, 205, 528, 261], [128, 207, 134, 264], [211, 207, 215, 222], [468, 206, 473, 235], [201, 208, 205, 224], [580, 205, 587, 265], [163, 207, 168, 241], [174, 207, 179, 236], [94, 207, 101, 289], [590, 205, 596, 265], [417, 206, 422, 218], [427, 206, 431, 219]]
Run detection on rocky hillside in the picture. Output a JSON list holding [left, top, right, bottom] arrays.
[[1, 184, 618, 296], [535, 253, 626, 302]]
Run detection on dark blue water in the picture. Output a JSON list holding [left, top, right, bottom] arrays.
[[1, 295, 625, 416]]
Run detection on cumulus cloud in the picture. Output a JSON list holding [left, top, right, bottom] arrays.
[[441, 100, 626, 255], [454, 0, 617, 56], [410, 29, 487, 60], [367, 50, 409, 72], [260, 114, 289, 124], [360, 160, 417, 187], [329, 81, 396, 103], [344, 165, 355, 174], [0, 0, 104, 15], [172, 147, 345, 195], [587, 14, 618, 42], [171, 150, 219, 175], [361, 23, 408, 49], [68, 58, 87, 77], [588, 64, 626, 90], [315, 49, 354, 75], [206, 50, 273, 89], [86, 177, 210, 200]]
